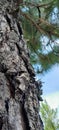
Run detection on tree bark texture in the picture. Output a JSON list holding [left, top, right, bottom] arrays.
[[0, 0, 43, 130]]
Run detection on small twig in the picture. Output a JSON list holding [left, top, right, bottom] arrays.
[[37, 6, 41, 18], [20, 1, 53, 8], [49, 37, 59, 56]]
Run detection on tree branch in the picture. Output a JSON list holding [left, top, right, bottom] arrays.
[[10, 6, 59, 38], [37, 18, 59, 37], [20, 1, 53, 8], [19, 9, 48, 35], [19, 9, 59, 37]]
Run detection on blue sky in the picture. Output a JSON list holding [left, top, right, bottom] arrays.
[[41, 64, 59, 95], [37, 64, 59, 109]]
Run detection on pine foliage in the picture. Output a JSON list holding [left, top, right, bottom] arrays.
[[19, 0, 59, 73], [40, 101, 59, 130]]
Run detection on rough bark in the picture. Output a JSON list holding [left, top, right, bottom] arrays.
[[0, 0, 43, 130]]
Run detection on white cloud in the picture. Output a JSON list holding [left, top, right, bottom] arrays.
[[43, 91, 59, 109]]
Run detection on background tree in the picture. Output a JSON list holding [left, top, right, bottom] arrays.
[[40, 101, 59, 130]]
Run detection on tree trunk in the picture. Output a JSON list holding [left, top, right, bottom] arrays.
[[0, 0, 43, 130]]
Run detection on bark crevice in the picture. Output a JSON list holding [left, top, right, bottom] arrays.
[[21, 103, 31, 130], [0, 115, 3, 130], [15, 42, 35, 77]]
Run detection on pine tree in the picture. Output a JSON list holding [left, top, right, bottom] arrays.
[[0, 0, 43, 130]]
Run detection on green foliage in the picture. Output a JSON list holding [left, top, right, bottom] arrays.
[[40, 101, 59, 130], [39, 51, 59, 71], [19, 0, 59, 73]]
